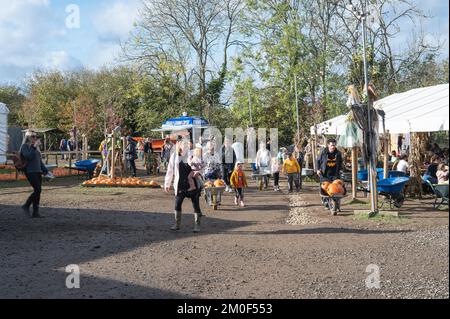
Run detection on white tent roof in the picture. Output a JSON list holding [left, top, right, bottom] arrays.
[[311, 84, 449, 135]]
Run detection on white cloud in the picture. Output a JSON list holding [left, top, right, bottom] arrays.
[[92, 0, 141, 42], [85, 0, 142, 69], [0, 0, 81, 83], [86, 43, 122, 69], [43, 51, 82, 70]]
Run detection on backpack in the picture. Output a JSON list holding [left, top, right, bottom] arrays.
[[13, 151, 27, 172]]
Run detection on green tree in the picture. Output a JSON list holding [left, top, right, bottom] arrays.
[[0, 85, 26, 126]]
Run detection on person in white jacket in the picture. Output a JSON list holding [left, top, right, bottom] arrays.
[[256, 141, 272, 189], [165, 139, 203, 233], [271, 156, 281, 192]]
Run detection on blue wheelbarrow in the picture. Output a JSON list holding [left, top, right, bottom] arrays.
[[358, 168, 385, 181], [377, 177, 410, 209], [74, 159, 100, 179]]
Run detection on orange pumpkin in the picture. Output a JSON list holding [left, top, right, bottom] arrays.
[[214, 179, 225, 187], [321, 181, 331, 192], [332, 179, 344, 187], [327, 183, 344, 196], [204, 181, 214, 188]]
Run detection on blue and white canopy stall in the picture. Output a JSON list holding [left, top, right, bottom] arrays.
[[152, 113, 210, 144]]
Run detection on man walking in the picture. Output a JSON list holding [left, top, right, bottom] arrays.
[[125, 136, 137, 177]]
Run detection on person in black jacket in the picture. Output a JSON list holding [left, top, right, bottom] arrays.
[[221, 138, 237, 193], [125, 136, 137, 177], [316, 138, 343, 182], [20, 130, 50, 218]]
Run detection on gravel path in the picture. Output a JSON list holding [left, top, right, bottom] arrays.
[[0, 176, 448, 299]]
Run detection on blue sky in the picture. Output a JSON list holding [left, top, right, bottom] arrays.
[[0, 0, 448, 86]]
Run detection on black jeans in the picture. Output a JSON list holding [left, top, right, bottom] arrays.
[[128, 159, 137, 177], [235, 188, 244, 201], [223, 164, 233, 186], [273, 172, 280, 187], [25, 173, 42, 213], [175, 189, 202, 215]]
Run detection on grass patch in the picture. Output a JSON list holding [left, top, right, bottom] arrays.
[[344, 198, 369, 205], [303, 176, 319, 183], [352, 213, 405, 223]]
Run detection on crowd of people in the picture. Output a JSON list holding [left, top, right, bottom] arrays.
[[389, 143, 449, 185], [17, 127, 448, 226], [162, 136, 312, 232]]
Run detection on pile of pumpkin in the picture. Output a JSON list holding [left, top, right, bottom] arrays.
[[53, 168, 78, 177], [321, 179, 346, 196], [0, 164, 16, 170], [83, 176, 160, 188], [0, 173, 27, 181], [204, 179, 226, 188]]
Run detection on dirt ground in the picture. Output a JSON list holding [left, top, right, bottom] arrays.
[[0, 168, 448, 299]]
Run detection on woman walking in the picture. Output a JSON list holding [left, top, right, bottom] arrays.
[[20, 130, 50, 218], [165, 139, 203, 233]]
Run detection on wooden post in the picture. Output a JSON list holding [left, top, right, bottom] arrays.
[[81, 135, 86, 160], [351, 146, 358, 200], [85, 135, 88, 160], [383, 130, 390, 179], [122, 137, 127, 165], [305, 149, 310, 169], [44, 133, 48, 164], [311, 135, 318, 172], [111, 132, 116, 179], [68, 152, 72, 175]]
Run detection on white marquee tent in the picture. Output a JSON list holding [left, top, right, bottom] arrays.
[[311, 83, 449, 135], [0, 102, 10, 163]]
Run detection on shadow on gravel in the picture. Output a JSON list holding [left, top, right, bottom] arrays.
[[0, 203, 250, 298], [217, 204, 288, 212], [3, 273, 191, 299], [215, 227, 413, 236]]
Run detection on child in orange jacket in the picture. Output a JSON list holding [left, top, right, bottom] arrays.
[[230, 162, 248, 207]]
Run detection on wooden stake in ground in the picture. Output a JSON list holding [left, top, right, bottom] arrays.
[[409, 132, 429, 198], [311, 128, 318, 172], [122, 137, 127, 168], [111, 131, 116, 179], [383, 131, 390, 179], [82, 134, 88, 160], [352, 146, 358, 200]]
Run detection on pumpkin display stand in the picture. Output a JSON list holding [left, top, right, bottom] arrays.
[[82, 177, 161, 188], [203, 180, 226, 210]]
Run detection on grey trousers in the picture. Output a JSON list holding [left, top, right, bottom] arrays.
[[287, 173, 300, 192]]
